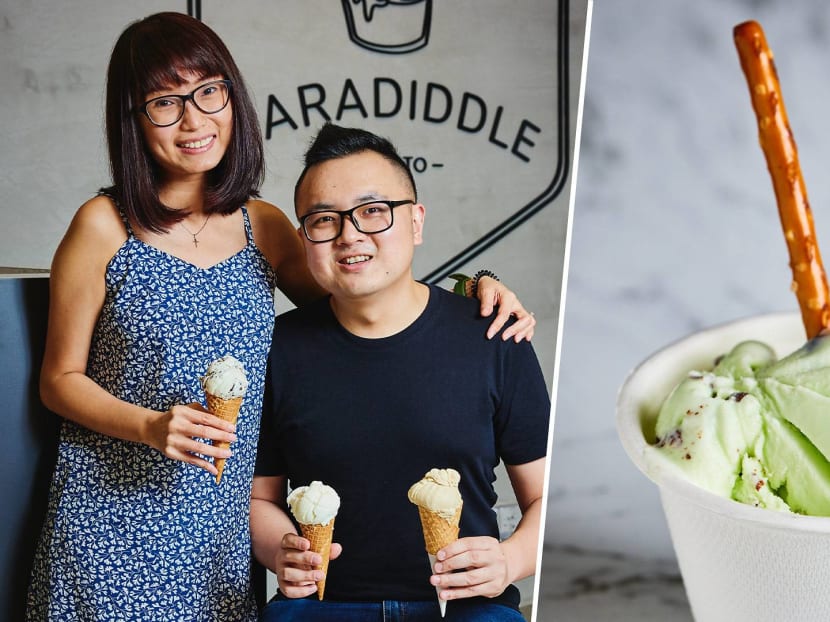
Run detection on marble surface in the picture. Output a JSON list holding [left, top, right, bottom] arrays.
[[535, 546, 691, 621], [539, 0, 830, 619]]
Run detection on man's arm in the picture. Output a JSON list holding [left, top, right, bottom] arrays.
[[429, 457, 546, 600], [500, 457, 546, 581]]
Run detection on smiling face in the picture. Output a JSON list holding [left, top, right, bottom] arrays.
[[296, 150, 424, 302], [138, 72, 233, 183]]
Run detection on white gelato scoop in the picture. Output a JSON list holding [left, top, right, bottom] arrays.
[[287, 481, 341, 525]]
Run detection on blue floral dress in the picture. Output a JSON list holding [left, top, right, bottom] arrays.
[[27, 206, 277, 621]]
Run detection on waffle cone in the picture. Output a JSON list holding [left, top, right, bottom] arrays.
[[299, 518, 335, 600], [417, 504, 462, 555], [205, 393, 243, 484]]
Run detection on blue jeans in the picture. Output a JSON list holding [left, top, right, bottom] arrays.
[[259, 597, 526, 621]]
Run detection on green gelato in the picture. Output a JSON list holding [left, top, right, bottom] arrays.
[[651, 337, 830, 516]]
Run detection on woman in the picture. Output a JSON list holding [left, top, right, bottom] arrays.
[[25, 12, 535, 621]]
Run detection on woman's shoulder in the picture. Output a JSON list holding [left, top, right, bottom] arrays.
[[246, 198, 294, 227], [73, 194, 127, 234], [47, 194, 129, 284], [244, 198, 325, 304], [59, 195, 128, 260], [245, 199, 299, 251]]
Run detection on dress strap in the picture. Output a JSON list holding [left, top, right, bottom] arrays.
[[241, 206, 254, 245], [117, 206, 134, 238], [98, 191, 134, 238]]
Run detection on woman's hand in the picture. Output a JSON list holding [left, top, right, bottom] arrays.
[[273, 532, 343, 599], [475, 276, 536, 342], [430, 536, 510, 600], [145, 403, 237, 475]]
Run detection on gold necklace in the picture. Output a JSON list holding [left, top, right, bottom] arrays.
[[180, 213, 212, 248]]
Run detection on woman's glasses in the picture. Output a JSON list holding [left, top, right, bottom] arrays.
[[136, 79, 232, 127]]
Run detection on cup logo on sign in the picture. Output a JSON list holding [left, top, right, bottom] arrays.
[[341, 0, 432, 54]]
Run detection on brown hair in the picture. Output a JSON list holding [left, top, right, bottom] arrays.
[[100, 12, 264, 232]]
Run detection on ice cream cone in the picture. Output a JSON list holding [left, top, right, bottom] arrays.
[[299, 518, 335, 600], [418, 504, 462, 618], [416, 505, 462, 555], [286, 481, 340, 599], [205, 393, 243, 484], [409, 469, 464, 618]]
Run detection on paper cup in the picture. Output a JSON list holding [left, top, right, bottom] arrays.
[[617, 312, 830, 622]]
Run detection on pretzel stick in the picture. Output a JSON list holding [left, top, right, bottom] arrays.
[[733, 20, 830, 338]]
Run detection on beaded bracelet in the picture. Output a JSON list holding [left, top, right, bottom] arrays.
[[448, 270, 500, 298], [470, 269, 500, 298]]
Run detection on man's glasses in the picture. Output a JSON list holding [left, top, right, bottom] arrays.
[[136, 79, 232, 127], [300, 199, 415, 243]]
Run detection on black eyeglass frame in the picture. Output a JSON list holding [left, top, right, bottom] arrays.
[[299, 199, 415, 243], [135, 79, 233, 127]]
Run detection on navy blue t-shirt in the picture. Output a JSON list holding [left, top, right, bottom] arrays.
[[255, 285, 550, 607]]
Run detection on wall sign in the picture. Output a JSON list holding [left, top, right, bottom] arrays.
[[211, 0, 570, 281], [2, 0, 568, 282]]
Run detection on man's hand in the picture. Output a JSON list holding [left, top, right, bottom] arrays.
[[273, 532, 343, 599], [429, 536, 510, 600]]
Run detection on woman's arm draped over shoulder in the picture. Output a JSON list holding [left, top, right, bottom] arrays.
[[248, 201, 539, 336]]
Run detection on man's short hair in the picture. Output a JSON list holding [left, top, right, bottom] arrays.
[[294, 123, 417, 210]]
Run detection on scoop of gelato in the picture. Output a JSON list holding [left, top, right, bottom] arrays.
[[649, 337, 830, 516], [200, 355, 248, 399], [287, 481, 340, 525], [407, 468, 463, 521]]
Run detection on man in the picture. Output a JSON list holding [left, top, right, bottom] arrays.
[[250, 123, 550, 621]]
